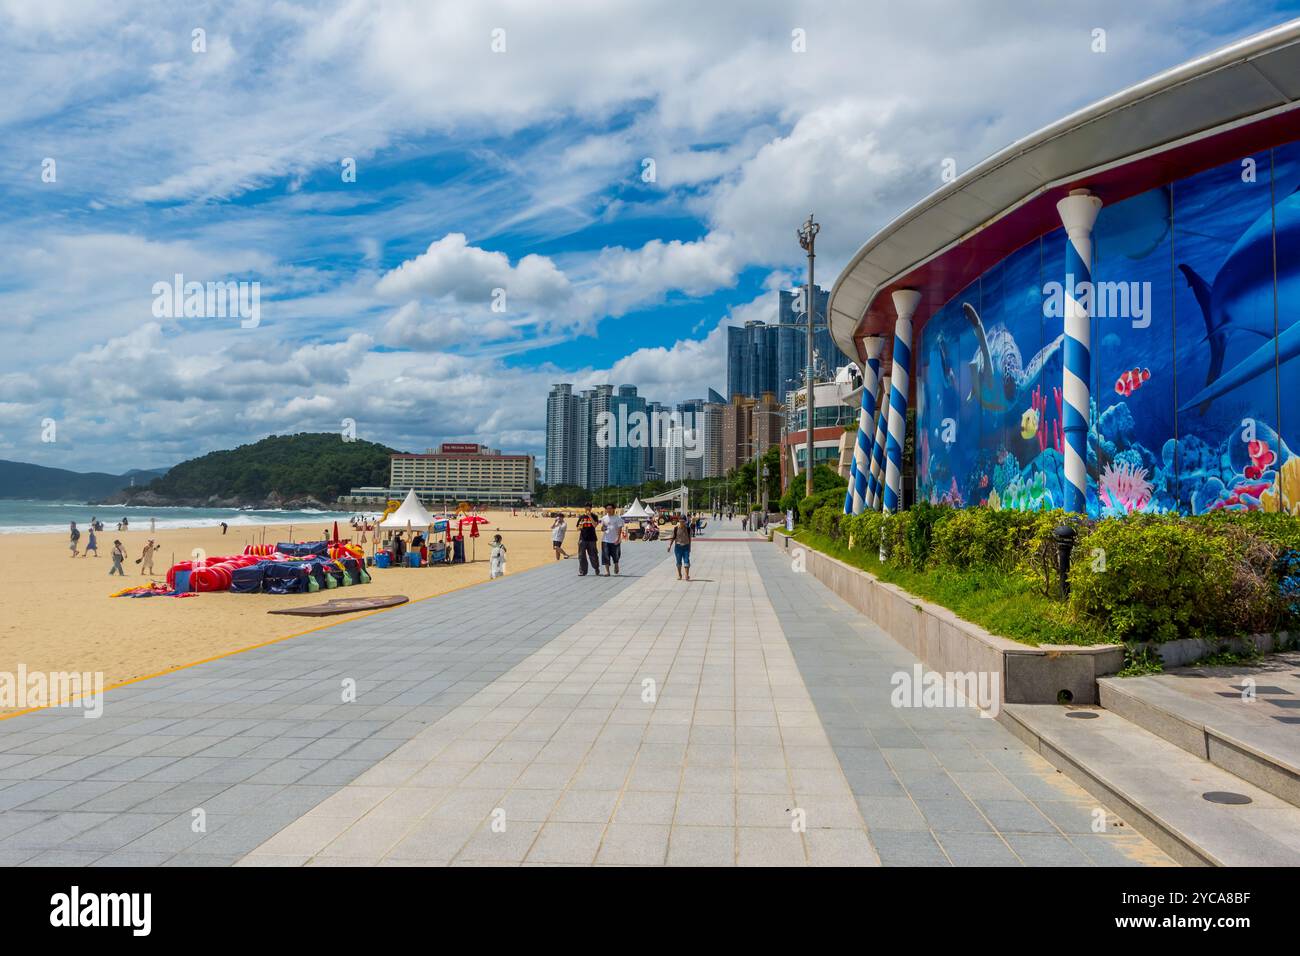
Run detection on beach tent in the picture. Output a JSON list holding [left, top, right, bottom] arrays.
[[379, 489, 437, 530], [277, 541, 329, 557], [230, 564, 266, 594], [622, 498, 653, 519], [262, 562, 313, 594]]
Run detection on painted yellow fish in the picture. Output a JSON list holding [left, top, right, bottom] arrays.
[[1019, 407, 1039, 440]]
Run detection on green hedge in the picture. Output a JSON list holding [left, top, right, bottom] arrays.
[[801, 503, 1300, 645]]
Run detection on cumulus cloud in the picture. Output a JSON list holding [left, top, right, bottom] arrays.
[[379, 301, 515, 350], [375, 233, 572, 306]]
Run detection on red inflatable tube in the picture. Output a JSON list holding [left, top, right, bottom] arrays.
[[189, 566, 233, 592]]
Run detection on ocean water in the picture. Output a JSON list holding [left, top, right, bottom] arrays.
[[0, 500, 366, 534]]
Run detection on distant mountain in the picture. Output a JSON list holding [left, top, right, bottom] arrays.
[[0, 460, 170, 502], [107, 432, 399, 508]]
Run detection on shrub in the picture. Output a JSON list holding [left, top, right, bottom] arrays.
[[1069, 516, 1236, 642], [811, 503, 1300, 645], [798, 487, 847, 525], [810, 505, 842, 540]]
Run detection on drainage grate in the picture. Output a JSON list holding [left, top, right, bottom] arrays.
[[1202, 791, 1252, 805], [1065, 711, 1099, 719]]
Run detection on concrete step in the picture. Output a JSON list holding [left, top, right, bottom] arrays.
[[1000, 703, 1300, 866], [1099, 668, 1300, 810]]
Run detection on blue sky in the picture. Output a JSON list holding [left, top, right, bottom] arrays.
[[1, 0, 1297, 474]]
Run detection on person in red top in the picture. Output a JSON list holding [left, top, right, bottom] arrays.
[[574, 505, 600, 577]]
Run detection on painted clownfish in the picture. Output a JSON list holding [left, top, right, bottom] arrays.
[[1114, 367, 1151, 398], [1244, 439, 1277, 481]]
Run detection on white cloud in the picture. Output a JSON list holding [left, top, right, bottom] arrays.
[[375, 233, 572, 306]]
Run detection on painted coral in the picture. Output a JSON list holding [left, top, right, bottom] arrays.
[[1261, 456, 1300, 515], [1099, 460, 1153, 514]]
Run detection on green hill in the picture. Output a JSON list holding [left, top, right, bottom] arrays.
[[0, 460, 169, 501], [135, 433, 398, 504]]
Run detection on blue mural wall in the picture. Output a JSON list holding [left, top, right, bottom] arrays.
[[915, 140, 1300, 517]]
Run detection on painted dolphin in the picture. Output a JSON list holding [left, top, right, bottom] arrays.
[[935, 331, 959, 394], [962, 302, 1063, 413], [1178, 184, 1300, 413]]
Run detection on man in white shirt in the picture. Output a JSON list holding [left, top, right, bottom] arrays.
[[598, 503, 626, 576]]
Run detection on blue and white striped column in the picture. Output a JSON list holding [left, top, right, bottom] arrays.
[[883, 290, 921, 515], [849, 336, 885, 514], [844, 457, 858, 514], [1056, 189, 1103, 515], [867, 374, 890, 510]]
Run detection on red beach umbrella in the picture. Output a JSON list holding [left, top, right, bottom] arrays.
[[460, 515, 489, 538], [458, 515, 490, 561]]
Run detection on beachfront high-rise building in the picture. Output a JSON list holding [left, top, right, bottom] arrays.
[[726, 320, 780, 401], [574, 388, 595, 489], [607, 385, 647, 487], [547, 382, 714, 489], [777, 285, 849, 402], [381, 444, 535, 506], [545, 384, 581, 486], [585, 385, 615, 489], [722, 395, 755, 474], [644, 400, 667, 482], [725, 286, 848, 406], [721, 391, 785, 473], [751, 391, 784, 461], [696, 401, 724, 478]]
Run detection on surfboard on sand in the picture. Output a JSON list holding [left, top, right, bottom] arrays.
[[268, 595, 409, 616]]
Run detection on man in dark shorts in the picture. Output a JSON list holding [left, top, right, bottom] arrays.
[[575, 505, 600, 576], [598, 503, 626, 576]]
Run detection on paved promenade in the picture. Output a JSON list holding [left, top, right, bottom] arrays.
[[0, 522, 1170, 866]]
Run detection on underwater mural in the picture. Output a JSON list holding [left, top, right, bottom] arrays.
[[915, 142, 1300, 517]]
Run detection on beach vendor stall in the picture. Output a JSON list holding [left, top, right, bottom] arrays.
[[378, 489, 439, 568], [622, 498, 653, 540]]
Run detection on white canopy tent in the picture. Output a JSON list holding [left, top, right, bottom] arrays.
[[378, 489, 436, 529], [622, 498, 653, 519], [641, 486, 690, 515]]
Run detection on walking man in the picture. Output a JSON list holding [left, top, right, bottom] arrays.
[[109, 540, 126, 576], [599, 503, 626, 576], [667, 514, 692, 582], [575, 505, 600, 576], [69, 521, 80, 558]]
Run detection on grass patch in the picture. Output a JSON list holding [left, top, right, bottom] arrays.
[[791, 529, 1111, 647], [1117, 644, 1164, 677]]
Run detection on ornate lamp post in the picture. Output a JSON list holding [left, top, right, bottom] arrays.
[[797, 213, 820, 499]]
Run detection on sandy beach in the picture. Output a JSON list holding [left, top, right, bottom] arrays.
[[0, 511, 570, 715]]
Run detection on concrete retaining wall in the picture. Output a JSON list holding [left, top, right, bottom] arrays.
[[774, 532, 1124, 704], [1137, 631, 1297, 668]]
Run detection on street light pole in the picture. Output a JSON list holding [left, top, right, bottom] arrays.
[[798, 213, 820, 499]]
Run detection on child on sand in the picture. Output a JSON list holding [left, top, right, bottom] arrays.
[[550, 513, 569, 560], [489, 534, 507, 579], [83, 527, 98, 558]]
